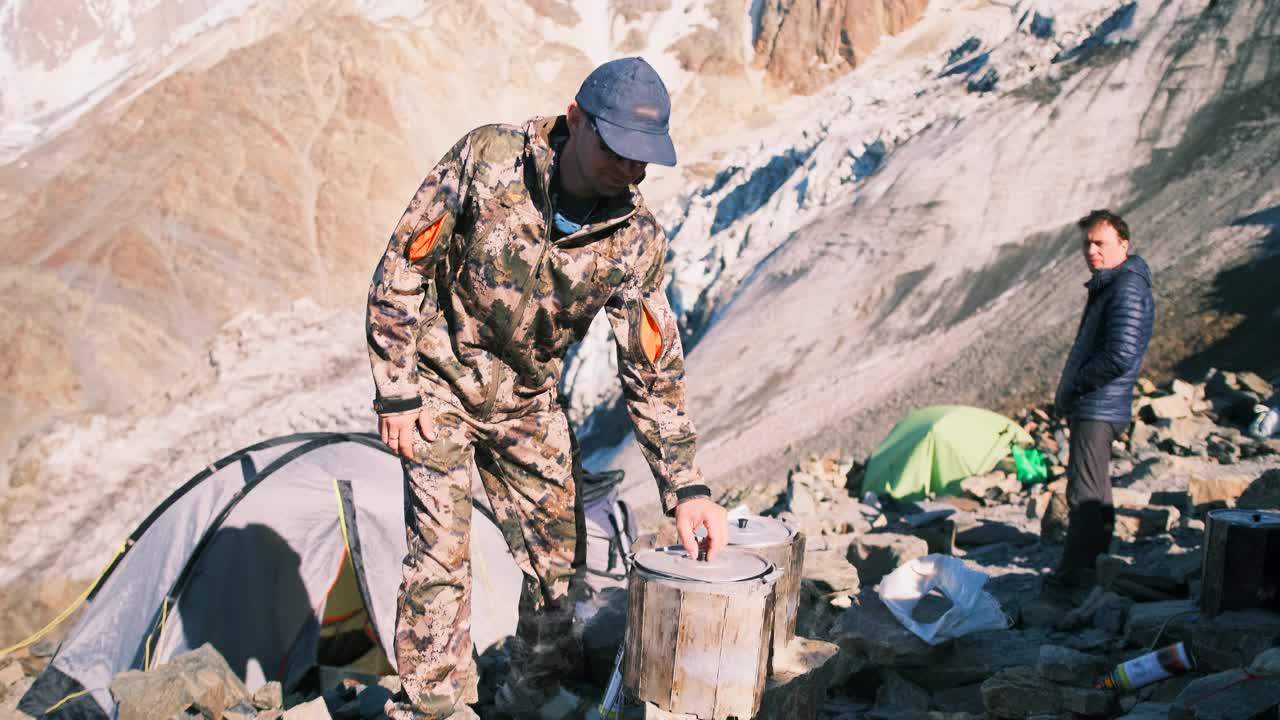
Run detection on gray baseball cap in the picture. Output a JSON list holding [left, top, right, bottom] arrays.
[[575, 57, 677, 167]]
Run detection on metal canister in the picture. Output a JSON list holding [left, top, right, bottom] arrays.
[[1095, 642, 1195, 691], [728, 514, 806, 656], [1201, 508, 1280, 616]]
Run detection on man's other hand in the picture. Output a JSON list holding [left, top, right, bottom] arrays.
[[674, 497, 728, 562], [380, 409, 436, 461]]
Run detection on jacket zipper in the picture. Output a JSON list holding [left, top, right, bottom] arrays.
[[479, 183, 556, 419], [476, 177, 641, 418]]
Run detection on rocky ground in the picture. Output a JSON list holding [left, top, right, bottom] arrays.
[[2, 369, 1276, 719], [783, 369, 1280, 719]]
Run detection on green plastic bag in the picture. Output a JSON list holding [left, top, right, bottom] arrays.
[[1012, 445, 1049, 485]]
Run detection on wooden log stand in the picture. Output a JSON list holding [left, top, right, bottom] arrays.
[[623, 547, 781, 720], [1200, 508, 1280, 616]]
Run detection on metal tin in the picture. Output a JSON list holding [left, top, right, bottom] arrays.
[[1096, 642, 1195, 690], [724, 514, 807, 660], [1206, 508, 1280, 527], [727, 514, 795, 548], [632, 546, 774, 583]]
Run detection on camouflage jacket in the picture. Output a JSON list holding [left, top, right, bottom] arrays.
[[367, 116, 707, 513]]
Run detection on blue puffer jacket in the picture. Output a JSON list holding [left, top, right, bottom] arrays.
[[1054, 255, 1155, 424]]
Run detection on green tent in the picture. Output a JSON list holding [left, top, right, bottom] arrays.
[[863, 405, 1033, 500]]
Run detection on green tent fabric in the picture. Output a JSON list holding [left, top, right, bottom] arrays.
[[863, 405, 1034, 500]]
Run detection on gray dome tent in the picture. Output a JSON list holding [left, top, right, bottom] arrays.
[[15, 432, 633, 719]]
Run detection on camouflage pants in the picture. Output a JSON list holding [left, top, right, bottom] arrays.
[[384, 393, 586, 720]]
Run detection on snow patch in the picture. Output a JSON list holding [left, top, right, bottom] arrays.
[[0, 0, 264, 164], [1054, 2, 1138, 63], [355, 0, 431, 23]]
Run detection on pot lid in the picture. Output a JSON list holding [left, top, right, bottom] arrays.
[[1206, 508, 1280, 527], [633, 546, 774, 583], [727, 515, 794, 547]]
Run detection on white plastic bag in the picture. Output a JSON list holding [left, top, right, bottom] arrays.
[[877, 554, 1009, 645]]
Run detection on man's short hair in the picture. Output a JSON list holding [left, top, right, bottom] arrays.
[[1077, 209, 1131, 243]]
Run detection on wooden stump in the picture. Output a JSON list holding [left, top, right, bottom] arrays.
[[1200, 509, 1280, 617], [639, 638, 844, 720], [623, 547, 781, 719]]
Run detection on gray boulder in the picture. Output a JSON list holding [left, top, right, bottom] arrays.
[[109, 644, 251, 720], [1147, 395, 1192, 420], [282, 697, 333, 719], [1237, 468, 1280, 509], [903, 630, 1042, 691], [828, 592, 942, 668], [980, 666, 1062, 718], [756, 637, 844, 720], [1036, 645, 1109, 687], [846, 533, 928, 586], [874, 670, 931, 712], [1170, 669, 1280, 720], [1190, 609, 1280, 672]]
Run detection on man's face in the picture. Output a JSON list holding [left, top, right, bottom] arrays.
[[570, 110, 647, 196], [1082, 222, 1129, 272]]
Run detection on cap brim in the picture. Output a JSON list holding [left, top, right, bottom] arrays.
[[595, 116, 677, 167]]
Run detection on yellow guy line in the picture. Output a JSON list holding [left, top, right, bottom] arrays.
[[0, 543, 128, 658]]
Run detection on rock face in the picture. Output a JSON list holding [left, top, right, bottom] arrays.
[[3, 13, 424, 437], [0, 5, 538, 462], [752, 0, 929, 93]]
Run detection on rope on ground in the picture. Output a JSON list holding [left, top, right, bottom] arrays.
[[1147, 609, 1199, 650]]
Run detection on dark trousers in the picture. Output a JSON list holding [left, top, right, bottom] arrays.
[[1055, 418, 1127, 580], [1066, 419, 1125, 510]]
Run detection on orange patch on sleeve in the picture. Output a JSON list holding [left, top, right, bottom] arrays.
[[640, 305, 663, 363], [408, 215, 446, 262]]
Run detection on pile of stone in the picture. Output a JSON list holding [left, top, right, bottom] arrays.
[[635, 367, 1280, 719], [747, 372, 1280, 719], [0, 643, 409, 720], [1012, 405, 1071, 480], [1127, 369, 1275, 464], [1014, 369, 1277, 473]]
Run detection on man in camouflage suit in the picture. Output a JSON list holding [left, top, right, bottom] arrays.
[[367, 57, 729, 720]]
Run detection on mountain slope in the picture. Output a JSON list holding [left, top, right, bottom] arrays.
[[0, 0, 923, 476], [0, 0, 930, 636], [596, 0, 1280, 516]]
